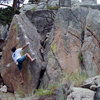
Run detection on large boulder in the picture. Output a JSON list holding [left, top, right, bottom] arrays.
[[82, 76, 100, 100], [82, 8, 100, 77], [1, 13, 42, 95], [40, 6, 100, 87], [26, 10, 59, 87], [49, 7, 100, 75], [47, 7, 89, 73], [25, 10, 56, 40], [67, 87, 95, 100], [82, 75, 100, 89]]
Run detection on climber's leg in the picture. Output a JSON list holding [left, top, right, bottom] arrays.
[[17, 56, 26, 70], [26, 53, 36, 62], [17, 58, 26, 84]]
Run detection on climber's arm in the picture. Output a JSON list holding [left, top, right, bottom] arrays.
[[22, 43, 29, 50]]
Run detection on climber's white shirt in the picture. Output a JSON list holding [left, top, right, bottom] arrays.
[[12, 48, 22, 64]]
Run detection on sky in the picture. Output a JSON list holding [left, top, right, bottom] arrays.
[[0, 0, 100, 8]]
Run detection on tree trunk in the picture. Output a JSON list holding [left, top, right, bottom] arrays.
[[12, 0, 18, 10]]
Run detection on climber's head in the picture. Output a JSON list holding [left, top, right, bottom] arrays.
[[11, 47, 16, 52]]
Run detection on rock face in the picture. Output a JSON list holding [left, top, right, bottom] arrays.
[[1, 13, 42, 95], [82, 9, 100, 76], [1, 9, 56, 96], [94, 87, 100, 100], [82, 0, 97, 4], [20, 1, 100, 89], [1, 0, 100, 98], [82, 75, 100, 100], [48, 6, 100, 77], [82, 75, 100, 88], [67, 87, 95, 100], [25, 10, 56, 39], [59, 0, 71, 7], [0, 24, 8, 39]]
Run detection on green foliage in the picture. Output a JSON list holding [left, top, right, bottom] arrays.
[[35, 88, 54, 96], [47, 84, 59, 91], [31, 7, 36, 11], [0, 7, 19, 25], [62, 72, 88, 86], [47, 6, 59, 10], [16, 86, 25, 98], [78, 52, 84, 64]]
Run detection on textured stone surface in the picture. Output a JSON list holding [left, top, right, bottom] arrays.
[[1, 13, 42, 95], [67, 87, 95, 100], [1, 1, 100, 99], [47, 0, 59, 7], [47, 7, 89, 73], [26, 10, 56, 40], [59, 0, 71, 7], [82, 9, 100, 76], [46, 7, 100, 77], [82, 75, 100, 88], [0, 24, 8, 39], [82, 0, 97, 4], [82, 76, 100, 100]]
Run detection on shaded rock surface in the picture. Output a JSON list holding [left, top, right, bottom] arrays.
[[26, 10, 56, 40], [94, 87, 100, 100]]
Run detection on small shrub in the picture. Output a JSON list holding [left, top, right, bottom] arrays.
[[62, 72, 88, 86], [47, 84, 59, 91], [31, 7, 36, 11], [35, 88, 54, 96], [47, 6, 59, 10]]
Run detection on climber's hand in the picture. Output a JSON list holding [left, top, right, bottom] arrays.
[[27, 42, 30, 45]]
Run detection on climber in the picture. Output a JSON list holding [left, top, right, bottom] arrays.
[[11, 43, 36, 83]]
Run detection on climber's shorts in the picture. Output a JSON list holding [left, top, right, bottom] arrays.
[[17, 55, 26, 71]]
